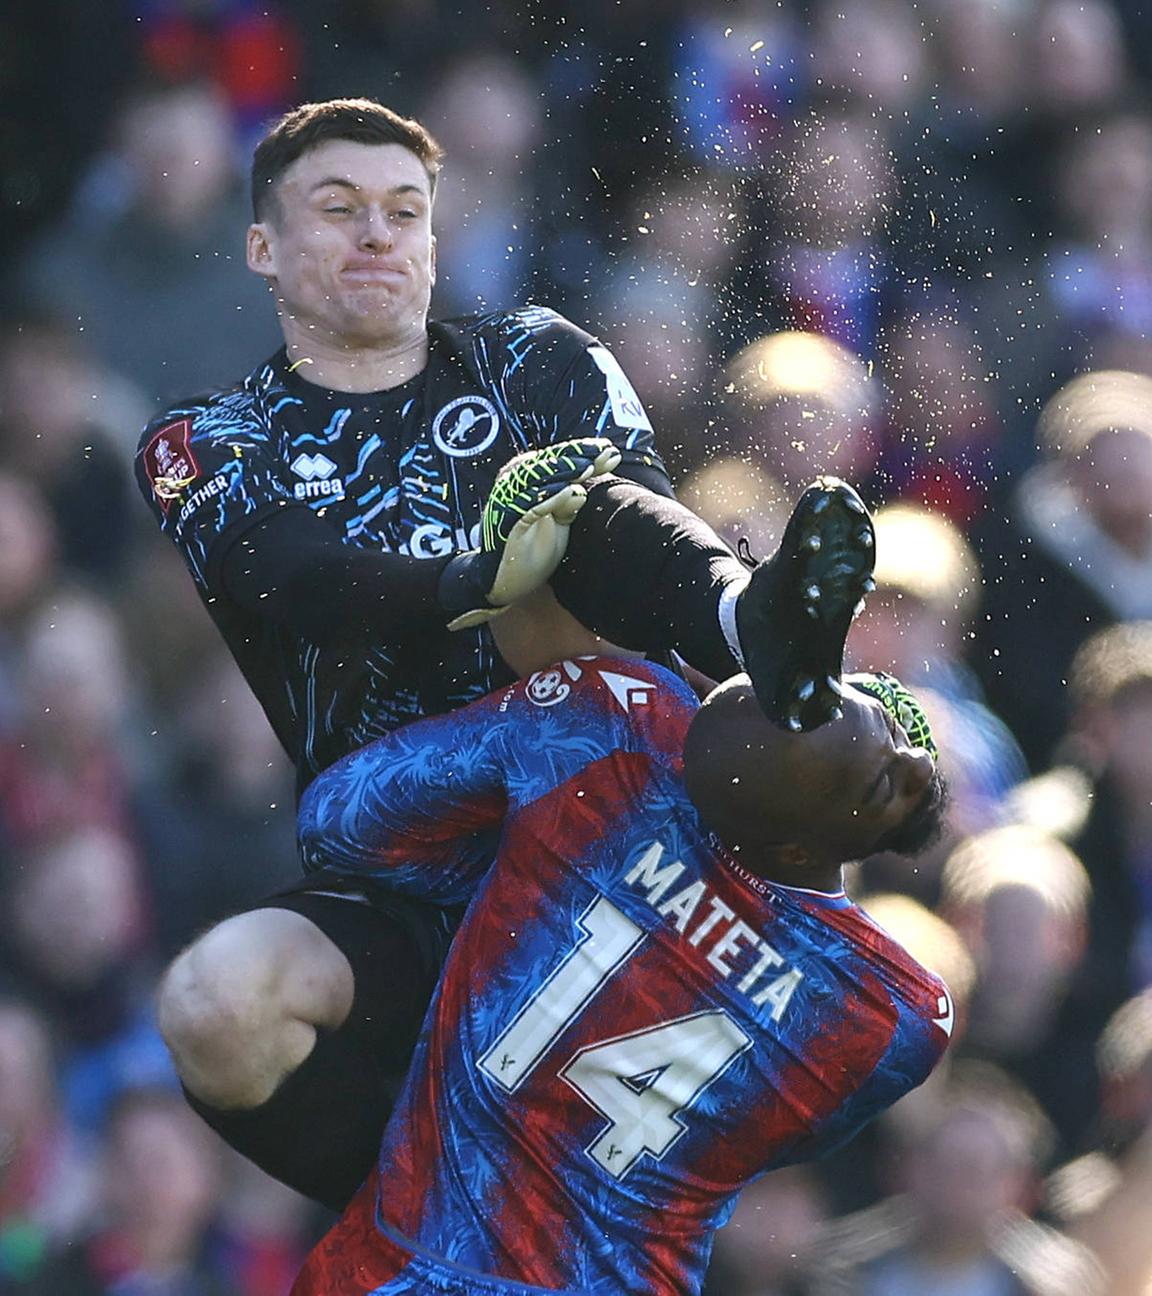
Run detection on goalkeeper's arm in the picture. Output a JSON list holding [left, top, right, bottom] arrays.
[[217, 439, 619, 648]]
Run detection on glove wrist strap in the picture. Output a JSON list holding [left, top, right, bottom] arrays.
[[437, 551, 497, 619]]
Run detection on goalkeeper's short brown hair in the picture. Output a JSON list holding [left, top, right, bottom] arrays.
[[251, 98, 444, 223]]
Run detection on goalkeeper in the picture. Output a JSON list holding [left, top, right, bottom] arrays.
[[135, 97, 874, 1212]]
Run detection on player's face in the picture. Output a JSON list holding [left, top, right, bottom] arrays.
[[248, 140, 436, 347], [796, 687, 940, 860]]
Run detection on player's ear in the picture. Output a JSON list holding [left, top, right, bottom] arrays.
[[247, 223, 277, 280], [429, 233, 437, 287]]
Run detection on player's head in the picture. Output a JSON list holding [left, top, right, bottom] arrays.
[[251, 99, 444, 224], [683, 672, 946, 875], [247, 99, 444, 349]]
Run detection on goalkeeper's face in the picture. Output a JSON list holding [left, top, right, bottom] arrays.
[[247, 139, 437, 349]]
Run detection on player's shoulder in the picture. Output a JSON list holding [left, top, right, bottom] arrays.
[[135, 355, 278, 457], [815, 900, 955, 1041], [514, 656, 699, 749], [440, 305, 598, 355], [569, 655, 698, 708]]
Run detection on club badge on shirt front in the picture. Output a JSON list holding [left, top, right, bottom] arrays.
[[432, 396, 501, 458]]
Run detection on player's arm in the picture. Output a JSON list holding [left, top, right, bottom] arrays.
[[297, 670, 619, 902], [298, 658, 687, 902], [509, 310, 674, 497], [502, 312, 750, 680], [134, 407, 448, 644], [136, 405, 607, 646], [296, 691, 516, 904]]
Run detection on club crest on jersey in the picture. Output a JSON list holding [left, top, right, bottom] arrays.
[[290, 452, 345, 500], [525, 669, 571, 707], [432, 396, 501, 458], [143, 418, 200, 512]]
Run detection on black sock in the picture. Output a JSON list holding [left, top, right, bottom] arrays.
[[550, 477, 747, 681], [185, 1022, 395, 1212]]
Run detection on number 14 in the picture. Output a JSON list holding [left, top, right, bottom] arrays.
[[478, 895, 752, 1179]]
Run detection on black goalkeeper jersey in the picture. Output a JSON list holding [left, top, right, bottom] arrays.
[[135, 307, 668, 783]]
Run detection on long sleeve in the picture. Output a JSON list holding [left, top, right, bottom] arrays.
[[297, 690, 514, 905], [297, 657, 699, 905]]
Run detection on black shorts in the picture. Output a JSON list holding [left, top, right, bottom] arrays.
[[184, 870, 462, 1211]]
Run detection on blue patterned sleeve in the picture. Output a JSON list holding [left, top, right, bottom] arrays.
[[135, 393, 295, 592], [296, 690, 514, 904], [501, 309, 670, 480], [297, 658, 695, 903]]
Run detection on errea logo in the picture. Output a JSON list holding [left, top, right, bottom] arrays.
[[291, 452, 345, 500]]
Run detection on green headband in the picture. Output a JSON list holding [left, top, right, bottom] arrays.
[[852, 672, 938, 760]]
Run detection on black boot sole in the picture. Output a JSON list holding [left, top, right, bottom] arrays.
[[736, 476, 876, 731]]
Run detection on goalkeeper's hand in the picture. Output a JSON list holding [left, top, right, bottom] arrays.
[[438, 438, 622, 631]]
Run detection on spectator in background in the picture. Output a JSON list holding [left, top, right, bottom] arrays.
[[811, 1063, 1103, 1296], [1043, 103, 1152, 378], [703, 1165, 829, 1296], [33, 1087, 235, 1295], [669, 0, 803, 170], [113, 538, 231, 743], [0, 997, 95, 1288], [0, 590, 152, 854], [1059, 624, 1152, 1045], [151, 650, 298, 959], [0, 1, 136, 275], [970, 369, 1152, 770], [592, 169, 739, 472], [0, 474, 57, 737], [290, 0, 483, 118], [1051, 988, 1152, 1295], [14, 79, 280, 406], [808, 0, 930, 122], [1030, 0, 1132, 127], [418, 48, 543, 316], [968, 93, 1152, 424], [875, 301, 1004, 525], [0, 316, 138, 581], [941, 825, 1099, 1154], [719, 330, 880, 494], [731, 102, 901, 361], [913, 0, 1033, 256], [210, 1154, 316, 1296], [1, 828, 175, 1138], [1047, 988, 1152, 1230], [131, 0, 302, 142], [0, 585, 205, 914]]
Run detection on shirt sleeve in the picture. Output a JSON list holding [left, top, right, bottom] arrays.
[[805, 975, 952, 1157], [134, 393, 298, 593], [502, 309, 671, 484], [296, 657, 698, 903]]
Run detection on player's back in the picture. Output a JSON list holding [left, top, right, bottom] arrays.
[[297, 659, 952, 1295]]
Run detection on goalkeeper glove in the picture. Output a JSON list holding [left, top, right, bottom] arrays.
[[438, 438, 621, 631]]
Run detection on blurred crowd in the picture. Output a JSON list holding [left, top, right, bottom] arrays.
[[3, 0, 1152, 1292]]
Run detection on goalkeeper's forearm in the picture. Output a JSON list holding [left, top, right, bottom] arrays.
[[221, 439, 619, 646], [219, 505, 456, 647]]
